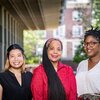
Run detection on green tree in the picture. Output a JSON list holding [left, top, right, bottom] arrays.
[[24, 30, 45, 64], [92, 0, 100, 27], [73, 41, 88, 63]]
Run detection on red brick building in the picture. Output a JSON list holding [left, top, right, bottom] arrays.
[[46, 0, 92, 71]]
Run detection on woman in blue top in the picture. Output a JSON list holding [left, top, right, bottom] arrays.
[[0, 44, 33, 100]]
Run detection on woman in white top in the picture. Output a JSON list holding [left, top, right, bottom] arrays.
[[76, 27, 100, 99]]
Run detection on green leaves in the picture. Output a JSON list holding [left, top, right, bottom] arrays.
[[73, 41, 88, 64]]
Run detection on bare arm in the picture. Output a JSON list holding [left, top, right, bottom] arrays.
[[0, 84, 3, 100]]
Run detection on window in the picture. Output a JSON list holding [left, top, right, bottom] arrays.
[[72, 10, 82, 21], [72, 25, 83, 37], [53, 25, 65, 39]]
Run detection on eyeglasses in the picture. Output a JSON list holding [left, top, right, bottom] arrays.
[[83, 41, 99, 47]]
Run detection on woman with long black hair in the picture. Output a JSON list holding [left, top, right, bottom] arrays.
[[31, 38, 77, 100]]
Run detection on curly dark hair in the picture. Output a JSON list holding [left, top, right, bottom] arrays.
[[84, 26, 100, 43]]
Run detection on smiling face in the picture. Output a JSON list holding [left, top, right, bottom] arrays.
[[47, 40, 62, 63], [9, 49, 24, 69], [84, 35, 100, 58]]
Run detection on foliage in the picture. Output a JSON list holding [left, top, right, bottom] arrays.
[[24, 30, 45, 64], [91, 0, 100, 27], [73, 41, 88, 64], [25, 56, 41, 64]]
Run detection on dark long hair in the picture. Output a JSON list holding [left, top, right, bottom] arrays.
[[42, 38, 66, 100]]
